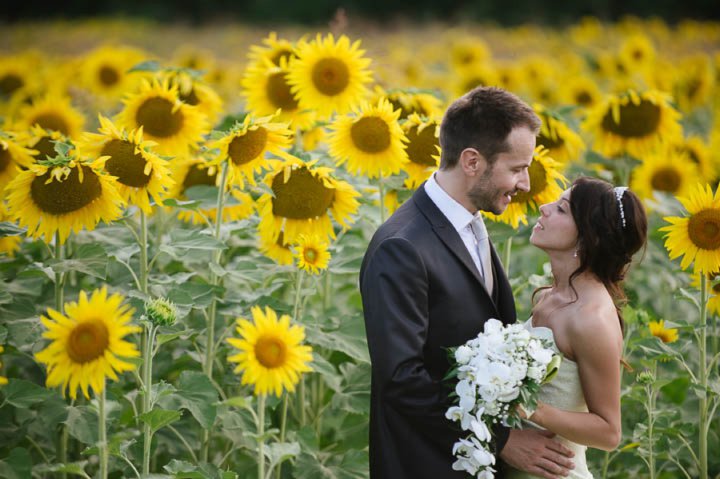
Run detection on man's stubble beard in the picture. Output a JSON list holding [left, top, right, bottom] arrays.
[[468, 164, 505, 215]]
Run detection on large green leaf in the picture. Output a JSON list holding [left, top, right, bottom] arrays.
[[305, 317, 369, 364], [330, 362, 371, 415], [2, 379, 54, 408], [160, 229, 226, 256], [158, 371, 218, 429], [33, 462, 89, 477], [65, 405, 98, 445], [292, 449, 368, 479], [0, 448, 32, 479], [168, 283, 223, 309], [139, 408, 183, 434], [49, 243, 109, 280], [163, 459, 237, 479]]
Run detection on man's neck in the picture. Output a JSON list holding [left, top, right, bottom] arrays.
[[435, 169, 475, 213]]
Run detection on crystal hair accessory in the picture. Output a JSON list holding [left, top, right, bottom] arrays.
[[614, 186, 629, 228]]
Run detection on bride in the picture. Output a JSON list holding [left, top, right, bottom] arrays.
[[504, 176, 647, 478]]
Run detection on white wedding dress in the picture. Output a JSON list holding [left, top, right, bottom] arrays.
[[505, 318, 594, 479]]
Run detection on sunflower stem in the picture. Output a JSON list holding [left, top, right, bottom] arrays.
[[139, 209, 149, 295], [275, 393, 289, 479], [378, 171, 386, 224], [98, 385, 108, 479], [698, 274, 708, 479], [293, 270, 307, 426], [257, 395, 266, 479], [503, 236, 513, 275], [644, 361, 657, 479], [201, 161, 230, 462], [142, 323, 155, 476], [54, 232, 68, 479]]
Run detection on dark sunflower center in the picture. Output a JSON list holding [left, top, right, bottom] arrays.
[[650, 167, 681, 193], [227, 128, 268, 166], [0, 145, 11, 173], [31, 165, 102, 214], [350, 116, 391, 154], [0, 73, 24, 97], [271, 49, 295, 65], [179, 88, 200, 106], [31, 113, 70, 136], [271, 167, 335, 219], [304, 247, 318, 263], [600, 99, 662, 138], [67, 320, 109, 364], [713, 281, 720, 294], [463, 77, 487, 94], [254, 335, 287, 368], [537, 128, 564, 150], [99, 65, 120, 87], [576, 91, 593, 106], [405, 125, 438, 167], [512, 160, 547, 204], [267, 72, 298, 110], [311, 58, 350, 96], [182, 164, 216, 192], [135, 97, 183, 138], [31, 136, 57, 161], [688, 209, 720, 250], [680, 146, 700, 165], [101, 139, 151, 187], [685, 78, 702, 101]]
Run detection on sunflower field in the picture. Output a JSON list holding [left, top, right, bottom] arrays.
[[1, 16, 720, 479]]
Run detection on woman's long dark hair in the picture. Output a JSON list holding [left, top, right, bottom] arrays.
[[534, 176, 648, 333]]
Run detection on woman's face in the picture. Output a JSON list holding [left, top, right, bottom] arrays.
[[530, 188, 579, 254]]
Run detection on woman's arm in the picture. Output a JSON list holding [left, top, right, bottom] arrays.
[[528, 305, 623, 451]]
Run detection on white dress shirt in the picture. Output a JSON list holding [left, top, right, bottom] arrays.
[[424, 174, 493, 293]]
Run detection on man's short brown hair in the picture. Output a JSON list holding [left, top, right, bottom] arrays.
[[439, 86, 541, 169]]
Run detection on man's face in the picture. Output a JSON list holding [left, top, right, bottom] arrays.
[[468, 126, 535, 215]]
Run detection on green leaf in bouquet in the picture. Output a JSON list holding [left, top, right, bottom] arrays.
[[542, 354, 563, 384], [2, 378, 54, 408], [138, 408, 182, 434]]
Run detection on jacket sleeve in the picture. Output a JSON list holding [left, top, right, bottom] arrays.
[[361, 236, 448, 417]]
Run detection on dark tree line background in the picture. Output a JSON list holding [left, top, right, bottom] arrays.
[[1, 0, 718, 25]]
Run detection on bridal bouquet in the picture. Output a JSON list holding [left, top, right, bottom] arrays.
[[445, 319, 562, 478]]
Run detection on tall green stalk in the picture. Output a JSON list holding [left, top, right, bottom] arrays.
[[698, 275, 708, 479], [257, 395, 266, 479], [378, 171, 386, 224], [503, 236, 513, 275], [141, 323, 156, 476], [201, 161, 230, 461], [54, 232, 68, 478], [98, 386, 108, 479], [642, 363, 658, 479], [294, 270, 307, 426]]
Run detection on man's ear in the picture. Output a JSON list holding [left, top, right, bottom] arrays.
[[459, 148, 488, 176]]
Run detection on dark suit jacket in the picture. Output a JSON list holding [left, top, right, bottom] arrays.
[[359, 184, 516, 479]]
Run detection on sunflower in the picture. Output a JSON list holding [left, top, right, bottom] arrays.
[[168, 157, 255, 225], [226, 305, 312, 397], [116, 77, 209, 157], [162, 70, 224, 125], [0, 203, 22, 257], [673, 54, 714, 113], [300, 126, 326, 152], [76, 115, 173, 213], [256, 153, 360, 244], [241, 57, 315, 131], [630, 148, 700, 203], [618, 33, 656, 73], [247, 32, 298, 68], [448, 36, 491, 71], [259, 231, 294, 266], [207, 113, 293, 188], [11, 125, 68, 163], [534, 104, 585, 163], [669, 136, 715, 182], [328, 98, 408, 179], [0, 131, 35, 190], [648, 320, 679, 344], [172, 44, 218, 72], [454, 65, 500, 98], [372, 86, 444, 120], [0, 345, 7, 386], [14, 92, 85, 139], [80, 45, 147, 104], [582, 89, 682, 159], [34, 287, 140, 399], [562, 76, 602, 110], [0, 54, 37, 103], [483, 146, 568, 228], [660, 183, 720, 274], [293, 234, 330, 274], [5, 149, 124, 244], [287, 33, 373, 120], [401, 113, 440, 188]]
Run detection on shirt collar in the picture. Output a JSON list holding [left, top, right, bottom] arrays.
[[424, 173, 478, 233]]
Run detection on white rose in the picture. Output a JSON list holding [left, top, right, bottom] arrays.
[[455, 345, 474, 364]]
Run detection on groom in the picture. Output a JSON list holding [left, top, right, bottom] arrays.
[[360, 86, 575, 479]]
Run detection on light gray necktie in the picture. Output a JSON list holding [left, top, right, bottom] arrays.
[[470, 216, 494, 295]]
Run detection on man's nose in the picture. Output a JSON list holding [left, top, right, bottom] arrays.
[[517, 169, 530, 192]]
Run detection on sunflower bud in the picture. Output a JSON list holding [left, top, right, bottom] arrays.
[[145, 297, 177, 327], [636, 370, 655, 385]]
